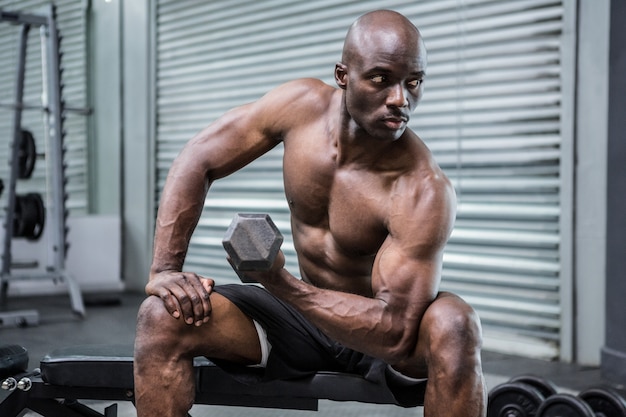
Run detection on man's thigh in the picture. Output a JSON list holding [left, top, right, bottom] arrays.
[[136, 291, 262, 364], [212, 284, 347, 380]]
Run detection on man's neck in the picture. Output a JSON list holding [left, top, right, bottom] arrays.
[[335, 122, 405, 170]]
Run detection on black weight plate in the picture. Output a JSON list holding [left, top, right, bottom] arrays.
[[510, 374, 559, 398], [18, 129, 36, 179], [537, 393, 595, 417], [26, 193, 45, 240], [12, 193, 45, 240], [579, 386, 626, 417], [488, 382, 544, 417], [12, 195, 26, 237], [21, 195, 39, 239]]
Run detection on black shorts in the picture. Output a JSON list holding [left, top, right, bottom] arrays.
[[211, 284, 425, 407]]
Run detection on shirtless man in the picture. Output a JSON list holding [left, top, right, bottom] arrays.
[[134, 10, 486, 417]]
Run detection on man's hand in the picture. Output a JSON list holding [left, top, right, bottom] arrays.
[[145, 271, 214, 326], [236, 249, 286, 286]]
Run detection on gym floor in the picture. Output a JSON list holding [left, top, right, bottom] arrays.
[[1, 292, 622, 417]]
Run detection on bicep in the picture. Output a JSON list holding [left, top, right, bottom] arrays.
[[373, 238, 441, 316], [368, 237, 444, 358], [373, 176, 456, 313]]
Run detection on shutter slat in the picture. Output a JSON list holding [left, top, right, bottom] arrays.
[[154, 0, 566, 359]]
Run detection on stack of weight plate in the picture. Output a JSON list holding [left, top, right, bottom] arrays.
[[488, 374, 626, 417]]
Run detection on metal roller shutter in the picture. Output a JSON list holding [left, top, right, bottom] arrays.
[[154, 0, 570, 359], [0, 0, 89, 213]]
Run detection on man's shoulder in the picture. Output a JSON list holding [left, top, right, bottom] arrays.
[[280, 78, 334, 93], [269, 78, 336, 109], [397, 132, 455, 204], [256, 79, 336, 132], [387, 137, 456, 246]]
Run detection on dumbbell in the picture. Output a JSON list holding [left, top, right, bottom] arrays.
[[536, 386, 626, 417], [579, 386, 626, 417], [488, 374, 558, 417], [0, 344, 36, 392], [222, 213, 283, 283]]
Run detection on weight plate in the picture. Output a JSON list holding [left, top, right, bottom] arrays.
[[27, 193, 45, 240], [12, 193, 45, 240], [537, 393, 595, 417], [12, 195, 26, 237], [18, 129, 36, 179], [579, 386, 626, 417], [510, 374, 558, 399], [488, 382, 544, 417]]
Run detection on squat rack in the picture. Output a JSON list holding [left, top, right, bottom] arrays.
[[0, 4, 86, 322]]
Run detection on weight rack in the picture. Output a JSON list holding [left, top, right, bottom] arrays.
[[0, 4, 86, 323]]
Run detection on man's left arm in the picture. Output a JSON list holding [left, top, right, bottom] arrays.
[[259, 172, 456, 364]]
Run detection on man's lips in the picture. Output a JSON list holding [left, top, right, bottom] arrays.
[[382, 115, 408, 130]]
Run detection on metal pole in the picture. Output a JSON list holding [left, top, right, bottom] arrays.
[[1, 23, 30, 305], [44, 6, 65, 270], [0, 9, 47, 26], [0, 101, 92, 115], [0, 5, 85, 318], [45, 4, 85, 316]]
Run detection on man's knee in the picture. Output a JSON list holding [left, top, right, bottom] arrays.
[[135, 295, 194, 352], [137, 295, 172, 332], [423, 292, 483, 357]]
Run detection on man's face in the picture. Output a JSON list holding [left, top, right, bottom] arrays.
[[337, 32, 426, 141]]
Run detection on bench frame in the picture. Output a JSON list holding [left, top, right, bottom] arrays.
[[0, 344, 426, 417]]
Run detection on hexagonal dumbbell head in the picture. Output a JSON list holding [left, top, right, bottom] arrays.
[[222, 213, 283, 283]]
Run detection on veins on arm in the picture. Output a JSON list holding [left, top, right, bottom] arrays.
[[271, 173, 456, 364], [150, 79, 325, 277]]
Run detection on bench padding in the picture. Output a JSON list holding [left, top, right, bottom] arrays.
[[40, 344, 426, 408]]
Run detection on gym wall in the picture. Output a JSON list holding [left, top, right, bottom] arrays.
[[1, 0, 616, 368], [150, 0, 574, 361]]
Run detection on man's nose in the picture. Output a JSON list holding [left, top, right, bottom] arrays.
[[387, 84, 409, 108]]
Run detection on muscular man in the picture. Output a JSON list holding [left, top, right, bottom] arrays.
[[134, 10, 486, 417]]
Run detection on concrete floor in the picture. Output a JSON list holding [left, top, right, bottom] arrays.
[[1, 292, 623, 417]]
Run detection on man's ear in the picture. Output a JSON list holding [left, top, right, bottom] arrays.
[[335, 62, 348, 89]]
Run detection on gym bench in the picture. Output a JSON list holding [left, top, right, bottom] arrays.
[[0, 344, 426, 417]]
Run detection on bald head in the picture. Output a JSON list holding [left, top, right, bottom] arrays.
[[342, 10, 425, 66], [334, 10, 427, 139]]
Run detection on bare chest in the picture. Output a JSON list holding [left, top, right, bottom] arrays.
[[283, 139, 389, 256]]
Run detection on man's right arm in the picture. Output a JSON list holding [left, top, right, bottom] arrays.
[[146, 79, 328, 326], [146, 101, 283, 326]]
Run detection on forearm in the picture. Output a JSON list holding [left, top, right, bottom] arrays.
[[150, 157, 210, 277], [264, 269, 426, 364]]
